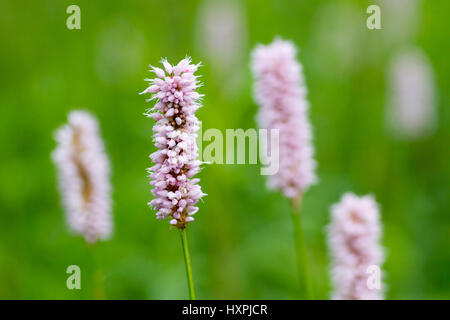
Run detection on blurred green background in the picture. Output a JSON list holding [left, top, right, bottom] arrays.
[[0, 0, 449, 299]]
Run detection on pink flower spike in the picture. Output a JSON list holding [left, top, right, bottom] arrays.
[[328, 193, 385, 300], [142, 57, 205, 229], [386, 48, 437, 140], [52, 111, 113, 244], [251, 37, 317, 199]]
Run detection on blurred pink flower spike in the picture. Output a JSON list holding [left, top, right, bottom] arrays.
[[386, 48, 437, 140], [52, 111, 113, 244], [251, 38, 317, 200], [328, 193, 385, 300]]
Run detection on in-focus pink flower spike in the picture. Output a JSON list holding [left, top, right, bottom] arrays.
[[52, 111, 113, 244], [141, 57, 206, 229], [251, 37, 317, 200], [328, 193, 385, 300]]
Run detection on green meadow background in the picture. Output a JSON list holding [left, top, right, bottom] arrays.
[[0, 0, 449, 299]]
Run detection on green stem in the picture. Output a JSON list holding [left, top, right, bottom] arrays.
[[89, 244, 106, 300], [180, 228, 196, 300], [290, 196, 312, 300]]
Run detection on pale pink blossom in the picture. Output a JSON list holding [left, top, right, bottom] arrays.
[[251, 38, 316, 198], [196, 0, 247, 70], [52, 111, 112, 243], [141, 57, 205, 228], [328, 193, 384, 300], [386, 48, 436, 139]]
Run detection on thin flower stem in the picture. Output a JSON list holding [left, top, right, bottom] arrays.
[[93, 265, 106, 300], [180, 228, 196, 300], [89, 244, 106, 300], [290, 196, 312, 300]]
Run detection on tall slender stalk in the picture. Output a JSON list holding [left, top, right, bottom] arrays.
[[290, 195, 312, 300], [89, 244, 106, 300], [180, 228, 196, 300], [93, 264, 106, 300]]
